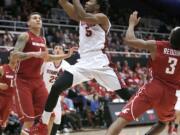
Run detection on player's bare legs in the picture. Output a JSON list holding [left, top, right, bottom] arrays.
[[105, 117, 129, 135], [48, 115, 55, 135], [21, 121, 33, 135], [170, 111, 180, 134], [42, 71, 73, 124], [144, 121, 166, 135], [175, 110, 180, 126]]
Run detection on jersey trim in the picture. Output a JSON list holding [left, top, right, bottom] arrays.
[[53, 61, 62, 69]]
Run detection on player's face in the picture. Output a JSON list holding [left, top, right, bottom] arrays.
[[85, 0, 99, 13], [28, 14, 42, 29], [53, 46, 64, 55]]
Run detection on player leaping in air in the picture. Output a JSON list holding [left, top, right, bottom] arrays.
[[29, 0, 132, 134]]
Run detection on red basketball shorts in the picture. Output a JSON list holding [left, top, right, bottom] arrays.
[[15, 77, 48, 122], [120, 79, 177, 122], [0, 95, 13, 126]]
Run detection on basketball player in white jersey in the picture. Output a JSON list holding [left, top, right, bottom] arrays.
[[29, 0, 132, 134], [41, 44, 70, 135]]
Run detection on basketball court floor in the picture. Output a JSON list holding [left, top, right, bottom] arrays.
[[59, 126, 180, 135]]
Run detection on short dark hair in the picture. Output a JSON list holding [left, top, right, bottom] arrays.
[[28, 12, 42, 20], [96, 0, 109, 15], [170, 27, 180, 50], [52, 44, 66, 52]]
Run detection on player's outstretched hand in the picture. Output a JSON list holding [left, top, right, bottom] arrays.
[[0, 83, 8, 90], [10, 52, 20, 61], [129, 11, 141, 27], [31, 51, 49, 60], [66, 47, 78, 58]]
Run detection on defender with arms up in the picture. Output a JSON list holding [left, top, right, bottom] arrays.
[[106, 11, 180, 135]]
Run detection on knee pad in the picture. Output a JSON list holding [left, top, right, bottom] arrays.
[[51, 71, 73, 95], [115, 88, 132, 101]]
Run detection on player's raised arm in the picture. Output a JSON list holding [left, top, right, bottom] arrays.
[[123, 11, 156, 59], [72, 0, 107, 25], [46, 47, 76, 62], [125, 11, 141, 40], [14, 33, 29, 52], [59, 0, 79, 21]]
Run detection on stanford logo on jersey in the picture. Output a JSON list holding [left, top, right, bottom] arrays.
[[47, 69, 58, 75]]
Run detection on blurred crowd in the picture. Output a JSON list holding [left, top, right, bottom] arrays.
[[0, 0, 180, 29], [0, 28, 168, 57]]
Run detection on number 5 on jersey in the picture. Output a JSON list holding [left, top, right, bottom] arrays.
[[165, 57, 178, 74], [85, 26, 92, 37]]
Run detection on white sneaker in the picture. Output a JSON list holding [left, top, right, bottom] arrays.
[[63, 128, 70, 133]]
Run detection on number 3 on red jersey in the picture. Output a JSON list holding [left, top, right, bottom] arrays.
[[165, 57, 178, 74]]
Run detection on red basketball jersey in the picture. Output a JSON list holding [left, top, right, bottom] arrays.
[[0, 64, 15, 96], [150, 41, 180, 88], [16, 31, 46, 78]]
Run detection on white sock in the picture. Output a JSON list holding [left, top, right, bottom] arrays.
[[42, 111, 52, 125]]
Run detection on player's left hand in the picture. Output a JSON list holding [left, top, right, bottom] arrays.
[[10, 51, 20, 61], [32, 51, 49, 60], [0, 83, 9, 90], [129, 11, 141, 27]]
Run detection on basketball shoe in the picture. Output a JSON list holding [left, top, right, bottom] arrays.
[[28, 120, 48, 135]]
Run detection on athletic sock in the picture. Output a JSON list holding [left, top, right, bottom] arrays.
[[42, 111, 52, 125]]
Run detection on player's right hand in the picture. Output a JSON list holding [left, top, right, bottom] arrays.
[[66, 47, 78, 58], [0, 83, 8, 90], [129, 11, 141, 27]]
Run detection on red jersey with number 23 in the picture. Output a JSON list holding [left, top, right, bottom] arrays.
[[16, 31, 46, 79], [150, 41, 180, 89]]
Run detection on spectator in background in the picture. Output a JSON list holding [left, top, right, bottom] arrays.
[[3, 31, 14, 47], [0, 34, 4, 46], [67, 86, 88, 115], [90, 94, 100, 115], [60, 95, 82, 132]]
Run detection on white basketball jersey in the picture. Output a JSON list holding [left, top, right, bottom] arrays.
[[79, 20, 111, 55], [42, 60, 70, 92]]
